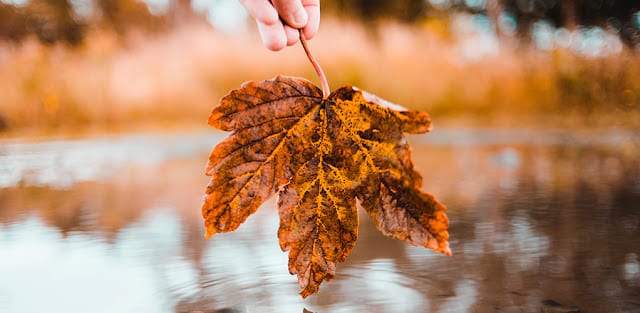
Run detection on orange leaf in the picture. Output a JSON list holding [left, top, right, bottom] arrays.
[[202, 75, 450, 298]]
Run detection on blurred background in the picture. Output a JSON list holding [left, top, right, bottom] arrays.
[[1, 1, 640, 313], [0, 0, 639, 132]]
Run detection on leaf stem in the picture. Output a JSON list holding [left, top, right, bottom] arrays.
[[299, 30, 330, 99]]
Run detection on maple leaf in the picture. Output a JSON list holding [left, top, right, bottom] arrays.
[[202, 75, 451, 298]]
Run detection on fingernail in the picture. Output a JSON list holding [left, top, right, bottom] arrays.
[[293, 9, 307, 26]]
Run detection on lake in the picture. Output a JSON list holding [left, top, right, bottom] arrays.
[[1, 128, 639, 313]]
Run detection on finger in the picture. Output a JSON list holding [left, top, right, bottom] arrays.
[[239, 0, 279, 26], [256, 20, 287, 51], [284, 25, 299, 46], [272, 0, 308, 29], [301, 0, 320, 40]]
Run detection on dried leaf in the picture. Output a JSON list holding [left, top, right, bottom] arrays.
[[202, 75, 450, 298]]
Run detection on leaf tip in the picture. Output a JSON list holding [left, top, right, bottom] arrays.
[[207, 106, 233, 131], [204, 228, 214, 239], [206, 111, 217, 127], [428, 240, 453, 256], [300, 289, 313, 299]]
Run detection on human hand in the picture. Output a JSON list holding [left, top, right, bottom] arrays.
[[239, 0, 320, 51]]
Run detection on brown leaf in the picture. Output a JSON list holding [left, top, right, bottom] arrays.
[[202, 76, 322, 236], [202, 75, 450, 298]]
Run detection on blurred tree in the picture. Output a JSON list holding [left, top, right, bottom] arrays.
[[0, 0, 86, 45], [498, 0, 563, 38], [0, 0, 170, 45], [485, 0, 504, 36], [95, 0, 168, 36], [323, 0, 427, 23], [0, 3, 28, 42], [26, 0, 84, 45], [501, 0, 639, 38], [1, 0, 638, 49], [478, 0, 639, 46], [574, 0, 640, 47], [322, 0, 640, 47]]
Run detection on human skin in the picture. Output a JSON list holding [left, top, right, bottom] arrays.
[[239, 0, 320, 51]]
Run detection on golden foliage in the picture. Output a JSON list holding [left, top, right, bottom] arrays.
[[202, 76, 450, 297]]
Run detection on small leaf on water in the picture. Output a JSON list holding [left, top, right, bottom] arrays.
[[202, 75, 450, 298]]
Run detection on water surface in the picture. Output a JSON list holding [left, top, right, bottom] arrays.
[[1, 129, 639, 313]]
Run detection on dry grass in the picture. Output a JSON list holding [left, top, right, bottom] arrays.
[[0, 19, 639, 135]]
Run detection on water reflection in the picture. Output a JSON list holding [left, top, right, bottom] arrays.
[[0, 129, 639, 313], [0, 132, 224, 189]]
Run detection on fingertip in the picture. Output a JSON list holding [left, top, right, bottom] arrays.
[[291, 9, 308, 28], [256, 21, 287, 51], [265, 36, 287, 51], [301, 24, 318, 41], [284, 25, 299, 46], [266, 41, 286, 51]]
